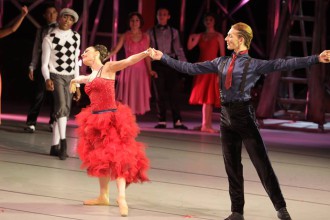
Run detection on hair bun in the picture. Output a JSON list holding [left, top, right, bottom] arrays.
[[94, 44, 109, 63]]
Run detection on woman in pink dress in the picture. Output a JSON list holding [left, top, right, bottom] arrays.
[[108, 12, 156, 115], [70, 45, 152, 217], [187, 13, 225, 133]]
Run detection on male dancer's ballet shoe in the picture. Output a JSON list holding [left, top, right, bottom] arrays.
[[193, 125, 202, 131], [116, 196, 128, 217], [50, 145, 60, 156], [59, 139, 68, 160], [83, 197, 110, 206], [50, 144, 68, 157]]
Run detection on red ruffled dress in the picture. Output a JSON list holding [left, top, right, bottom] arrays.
[[76, 76, 149, 184], [189, 34, 221, 107]]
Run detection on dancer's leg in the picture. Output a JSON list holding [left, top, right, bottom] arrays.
[[116, 177, 128, 217], [84, 177, 110, 205]]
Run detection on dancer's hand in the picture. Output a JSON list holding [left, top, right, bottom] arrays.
[[149, 70, 158, 78], [28, 70, 34, 81], [319, 50, 330, 63], [143, 47, 154, 56], [45, 79, 54, 91], [69, 80, 77, 93], [150, 48, 163, 60], [73, 87, 81, 101], [21, 6, 28, 17]]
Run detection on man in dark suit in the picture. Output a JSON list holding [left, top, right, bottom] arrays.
[[148, 8, 188, 130], [24, 4, 58, 133]]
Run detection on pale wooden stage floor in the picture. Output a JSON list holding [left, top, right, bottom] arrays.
[[0, 111, 329, 220]]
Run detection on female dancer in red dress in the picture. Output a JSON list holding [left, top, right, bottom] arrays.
[[70, 45, 152, 217], [187, 13, 225, 133]]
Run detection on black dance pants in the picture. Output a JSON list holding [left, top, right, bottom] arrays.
[[151, 61, 182, 124], [220, 101, 286, 214], [26, 69, 55, 126]]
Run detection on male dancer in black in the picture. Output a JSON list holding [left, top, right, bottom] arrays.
[[148, 8, 188, 129], [24, 4, 58, 133], [149, 22, 330, 220]]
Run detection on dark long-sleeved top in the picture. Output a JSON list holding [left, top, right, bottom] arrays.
[[160, 52, 319, 103], [29, 22, 58, 71], [148, 26, 186, 61]]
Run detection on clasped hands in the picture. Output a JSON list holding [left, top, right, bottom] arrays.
[[145, 48, 162, 60]]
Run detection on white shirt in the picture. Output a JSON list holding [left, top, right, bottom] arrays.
[[41, 27, 80, 81]]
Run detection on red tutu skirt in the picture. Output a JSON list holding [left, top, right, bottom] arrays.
[[75, 103, 149, 184], [189, 73, 220, 107]]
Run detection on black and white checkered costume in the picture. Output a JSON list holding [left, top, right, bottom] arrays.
[[41, 27, 80, 118], [41, 27, 80, 78]]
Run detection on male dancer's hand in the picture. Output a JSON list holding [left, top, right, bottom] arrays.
[[148, 70, 158, 78], [150, 48, 163, 60], [28, 70, 34, 81], [45, 79, 54, 91], [319, 50, 330, 63]]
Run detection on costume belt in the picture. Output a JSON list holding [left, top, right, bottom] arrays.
[[92, 108, 117, 114]]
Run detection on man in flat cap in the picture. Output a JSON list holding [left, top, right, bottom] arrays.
[[41, 8, 81, 160]]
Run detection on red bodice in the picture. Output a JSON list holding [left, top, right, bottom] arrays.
[[85, 77, 117, 111]]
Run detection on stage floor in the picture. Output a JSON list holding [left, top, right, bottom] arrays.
[[0, 109, 329, 220]]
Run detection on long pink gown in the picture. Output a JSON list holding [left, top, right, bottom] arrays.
[[116, 32, 151, 115], [76, 76, 149, 184], [189, 34, 221, 107]]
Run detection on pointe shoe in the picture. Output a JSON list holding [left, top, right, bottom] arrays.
[[117, 196, 128, 217], [83, 197, 110, 206]]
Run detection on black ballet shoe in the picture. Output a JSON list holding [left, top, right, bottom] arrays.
[[173, 124, 188, 130], [154, 124, 166, 129], [59, 139, 68, 160], [50, 145, 59, 156]]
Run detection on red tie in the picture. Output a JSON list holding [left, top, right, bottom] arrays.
[[225, 53, 237, 90]]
